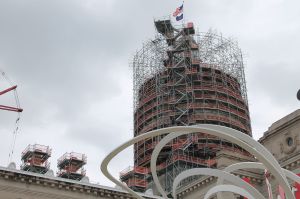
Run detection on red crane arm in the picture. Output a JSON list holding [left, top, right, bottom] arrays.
[[0, 85, 23, 112], [0, 105, 23, 112], [0, 85, 17, 96]]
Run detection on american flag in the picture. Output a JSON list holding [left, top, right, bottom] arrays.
[[173, 4, 183, 17]]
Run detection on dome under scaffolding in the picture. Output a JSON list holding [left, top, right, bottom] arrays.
[[123, 19, 251, 193]]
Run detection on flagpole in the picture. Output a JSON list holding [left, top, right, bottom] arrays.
[[182, 1, 185, 27]]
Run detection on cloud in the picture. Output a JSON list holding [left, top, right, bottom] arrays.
[[0, 0, 299, 187]]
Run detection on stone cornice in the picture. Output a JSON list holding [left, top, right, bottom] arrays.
[[280, 154, 300, 171], [0, 166, 160, 199], [259, 109, 300, 143]]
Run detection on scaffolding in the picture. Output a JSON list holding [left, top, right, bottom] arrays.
[[21, 144, 51, 174], [124, 18, 252, 193], [57, 152, 87, 181], [133, 24, 248, 111], [120, 166, 149, 192]]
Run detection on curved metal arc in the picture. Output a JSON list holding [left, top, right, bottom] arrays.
[[224, 162, 300, 185], [150, 130, 262, 198], [217, 162, 300, 184], [217, 162, 268, 199], [203, 125, 287, 179], [101, 129, 171, 199], [101, 127, 179, 199], [172, 168, 265, 199], [205, 184, 255, 199], [284, 169, 300, 185], [101, 141, 144, 199], [150, 132, 183, 199], [101, 125, 294, 199], [217, 162, 300, 199], [151, 129, 256, 198], [199, 124, 294, 199], [151, 125, 292, 199]]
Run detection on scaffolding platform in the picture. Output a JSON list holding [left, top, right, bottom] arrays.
[[120, 166, 148, 192], [21, 162, 50, 174], [154, 20, 174, 35], [57, 152, 87, 180], [127, 178, 147, 188], [155, 19, 176, 46], [57, 168, 86, 180], [120, 166, 148, 179], [183, 22, 195, 35], [21, 144, 52, 174]]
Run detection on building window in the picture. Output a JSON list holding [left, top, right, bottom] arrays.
[[286, 137, 293, 146]]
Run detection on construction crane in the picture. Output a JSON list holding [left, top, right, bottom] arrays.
[[0, 85, 23, 112], [0, 69, 23, 163]]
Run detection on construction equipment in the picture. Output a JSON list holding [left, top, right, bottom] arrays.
[[21, 144, 52, 174], [57, 152, 87, 181], [0, 69, 23, 163]]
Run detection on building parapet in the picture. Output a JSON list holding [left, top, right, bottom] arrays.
[[0, 166, 161, 199]]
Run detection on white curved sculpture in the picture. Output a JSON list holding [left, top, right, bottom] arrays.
[[172, 168, 264, 199], [150, 130, 266, 199], [151, 124, 291, 197], [220, 162, 300, 185], [148, 125, 293, 198], [101, 125, 299, 199], [205, 185, 255, 199], [216, 162, 300, 199]]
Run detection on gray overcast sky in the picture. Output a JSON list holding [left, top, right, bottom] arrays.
[[0, 0, 299, 187]]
